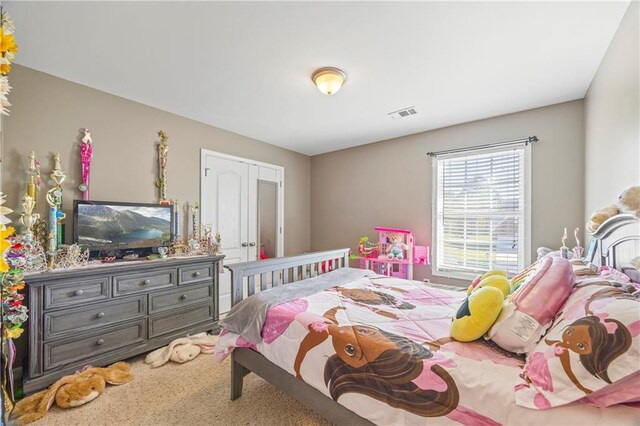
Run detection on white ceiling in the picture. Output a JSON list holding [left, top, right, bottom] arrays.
[[8, 1, 630, 156]]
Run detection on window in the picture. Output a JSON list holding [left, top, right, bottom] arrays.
[[432, 145, 530, 278]]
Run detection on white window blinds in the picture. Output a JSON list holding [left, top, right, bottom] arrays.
[[433, 146, 528, 277]]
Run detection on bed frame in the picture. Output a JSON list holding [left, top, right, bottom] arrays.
[[225, 248, 372, 425], [585, 214, 640, 269], [225, 216, 640, 426]]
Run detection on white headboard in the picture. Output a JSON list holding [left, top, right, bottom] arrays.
[[585, 214, 640, 270]]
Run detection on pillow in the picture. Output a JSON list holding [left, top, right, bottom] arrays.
[[486, 257, 574, 354], [515, 276, 640, 409]]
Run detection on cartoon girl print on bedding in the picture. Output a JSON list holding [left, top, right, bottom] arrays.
[[487, 256, 575, 354], [291, 306, 500, 425], [544, 315, 631, 395], [516, 279, 640, 409], [293, 306, 460, 417]]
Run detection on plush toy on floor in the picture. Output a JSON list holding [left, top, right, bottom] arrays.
[[12, 362, 133, 425], [144, 332, 217, 368]]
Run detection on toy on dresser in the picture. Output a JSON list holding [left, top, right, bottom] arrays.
[[355, 227, 429, 279]]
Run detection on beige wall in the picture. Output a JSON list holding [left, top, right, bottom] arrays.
[[584, 1, 640, 217], [311, 100, 584, 285], [2, 65, 311, 255]]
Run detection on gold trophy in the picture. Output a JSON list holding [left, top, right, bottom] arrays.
[[156, 130, 169, 204], [19, 194, 40, 236]]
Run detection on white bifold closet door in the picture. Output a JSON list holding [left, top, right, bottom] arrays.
[[201, 150, 283, 313]]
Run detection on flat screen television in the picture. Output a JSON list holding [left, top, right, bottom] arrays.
[[73, 200, 173, 257]]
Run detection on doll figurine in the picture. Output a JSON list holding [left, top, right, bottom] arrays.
[[386, 233, 408, 261]]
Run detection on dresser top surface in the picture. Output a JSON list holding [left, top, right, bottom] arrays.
[[25, 254, 224, 283]]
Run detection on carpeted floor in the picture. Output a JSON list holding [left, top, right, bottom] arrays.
[[23, 350, 331, 426]]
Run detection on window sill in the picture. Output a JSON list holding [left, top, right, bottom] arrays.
[[431, 270, 478, 281]]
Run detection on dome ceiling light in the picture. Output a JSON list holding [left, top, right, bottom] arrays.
[[311, 67, 347, 95]]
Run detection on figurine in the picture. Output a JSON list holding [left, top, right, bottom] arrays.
[[560, 227, 570, 259], [572, 227, 584, 260]]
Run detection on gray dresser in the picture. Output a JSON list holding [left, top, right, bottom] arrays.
[[23, 255, 223, 392]]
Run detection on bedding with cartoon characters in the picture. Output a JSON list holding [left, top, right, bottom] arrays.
[[215, 271, 639, 425]]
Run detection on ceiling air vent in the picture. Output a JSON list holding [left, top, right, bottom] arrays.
[[388, 106, 417, 120]]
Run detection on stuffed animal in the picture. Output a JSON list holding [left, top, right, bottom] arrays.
[[585, 185, 640, 235], [586, 204, 620, 234], [386, 233, 408, 261], [618, 185, 640, 218], [12, 362, 133, 425], [144, 332, 217, 368], [451, 285, 506, 343], [466, 269, 508, 295]]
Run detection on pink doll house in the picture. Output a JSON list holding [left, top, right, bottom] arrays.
[[359, 227, 429, 279]]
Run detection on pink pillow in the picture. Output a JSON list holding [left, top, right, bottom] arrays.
[[515, 276, 640, 409], [487, 257, 574, 354]]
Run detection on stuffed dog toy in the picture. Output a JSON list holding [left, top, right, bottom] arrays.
[[144, 332, 217, 368], [12, 362, 133, 425]]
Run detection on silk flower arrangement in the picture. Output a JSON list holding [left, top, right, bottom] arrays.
[[0, 10, 18, 115]]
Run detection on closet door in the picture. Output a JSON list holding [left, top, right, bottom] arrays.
[[201, 150, 283, 313], [201, 155, 251, 313]]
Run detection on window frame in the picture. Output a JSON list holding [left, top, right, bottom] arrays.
[[431, 144, 532, 280]]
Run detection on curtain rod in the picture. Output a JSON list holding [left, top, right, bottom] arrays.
[[426, 136, 539, 157]]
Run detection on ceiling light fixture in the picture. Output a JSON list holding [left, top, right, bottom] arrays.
[[312, 67, 347, 95]]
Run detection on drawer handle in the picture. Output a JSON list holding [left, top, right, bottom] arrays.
[[143, 279, 151, 285], [75, 289, 84, 296], [180, 294, 188, 300], [96, 339, 105, 346], [193, 271, 201, 277], [96, 312, 105, 319]]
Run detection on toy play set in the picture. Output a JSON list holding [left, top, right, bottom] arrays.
[[351, 227, 429, 280]]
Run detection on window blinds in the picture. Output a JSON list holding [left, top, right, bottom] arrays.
[[434, 146, 526, 276]]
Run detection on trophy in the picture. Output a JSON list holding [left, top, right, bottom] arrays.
[[156, 130, 169, 204], [46, 153, 67, 249], [19, 194, 40, 237], [79, 129, 94, 201]]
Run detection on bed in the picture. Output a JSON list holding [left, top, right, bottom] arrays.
[[216, 216, 640, 425]]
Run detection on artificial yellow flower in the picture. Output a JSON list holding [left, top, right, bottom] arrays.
[[9, 283, 25, 291], [0, 62, 10, 74], [0, 225, 14, 272], [5, 328, 24, 339], [0, 28, 17, 56]]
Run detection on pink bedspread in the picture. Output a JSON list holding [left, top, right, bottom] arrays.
[[216, 274, 639, 425]]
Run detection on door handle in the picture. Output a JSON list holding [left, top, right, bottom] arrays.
[[241, 242, 249, 247], [249, 242, 256, 247]]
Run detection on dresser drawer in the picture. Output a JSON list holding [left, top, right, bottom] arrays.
[[44, 320, 146, 370], [149, 303, 214, 338], [113, 268, 175, 296], [44, 296, 145, 339], [178, 264, 213, 285], [149, 283, 213, 314], [44, 276, 110, 309]]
